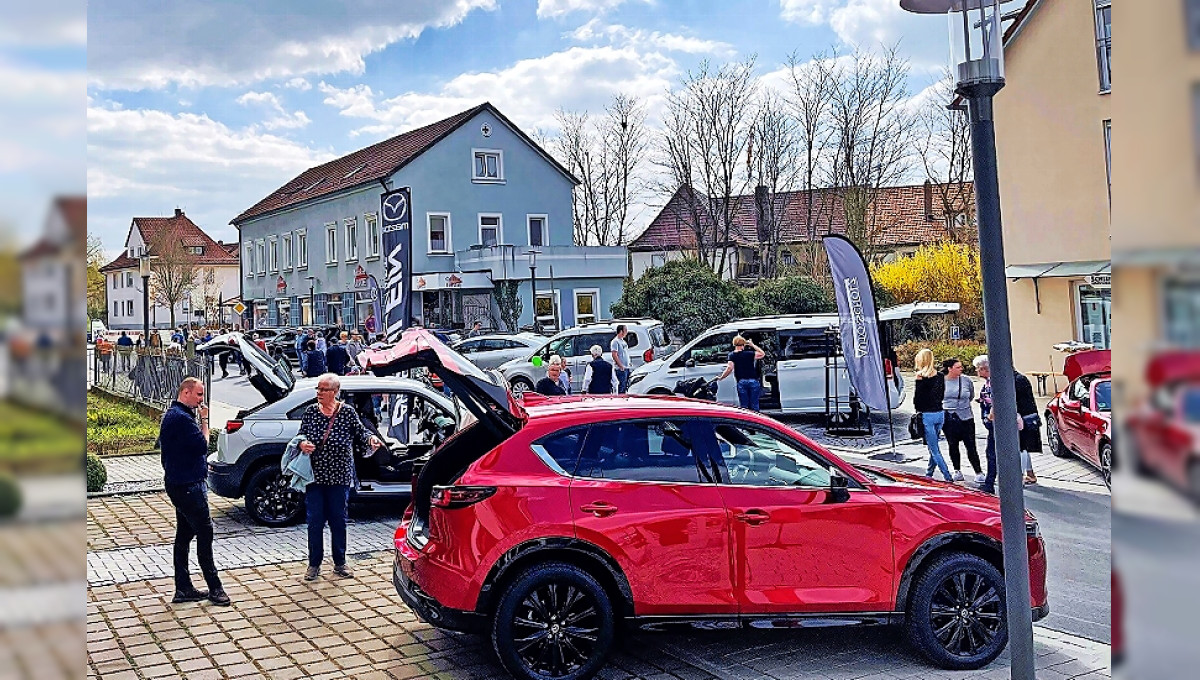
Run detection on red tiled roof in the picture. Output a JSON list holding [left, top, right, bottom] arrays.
[[100, 210, 238, 272], [233, 102, 577, 225], [630, 182, 974, 252], [56, 196, 87, 242], [19, 239, 62, 261]]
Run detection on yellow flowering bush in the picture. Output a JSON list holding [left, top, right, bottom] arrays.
[[872, 243, 984, 337]]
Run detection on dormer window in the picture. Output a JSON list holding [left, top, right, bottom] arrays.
[[187, 246, 204, 256], [473, 149, 503, 183]]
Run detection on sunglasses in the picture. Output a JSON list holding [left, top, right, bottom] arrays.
[[316, 386, 338, 393]]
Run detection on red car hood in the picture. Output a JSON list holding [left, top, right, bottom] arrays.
[[1147, 351, 1200, 386], [857, 465, 1001, 508], [1064, 350, 1110, 382]]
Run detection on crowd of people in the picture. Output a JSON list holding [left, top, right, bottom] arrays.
[[297, 329, 370, 378], [532, 324, 635, 397]]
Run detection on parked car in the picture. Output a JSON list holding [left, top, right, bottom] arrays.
[[627, 303, 959, 413], [497, 319, 675, 397], [1045, 349, 1113, 485], [263, 325, 342, 371], [197, 332, 458, 526], [378, 329, 1049, 679], [452, 332, 547, 370], [1126, 350, 1200, 501]]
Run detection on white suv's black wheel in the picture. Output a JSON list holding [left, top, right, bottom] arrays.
[[492, 562, 615, 680], [244, 465, 304, 527], [905, 553, 1008, 670]]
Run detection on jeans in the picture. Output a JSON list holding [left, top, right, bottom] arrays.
[[166, 481, 222, 593], [921, 411, 952, 481], [944, 415, 981, 474], [736, 379, 762, 411], [615, 368, 631, 394], [306, 483, 351, 568], [981, 420, 997, 493]]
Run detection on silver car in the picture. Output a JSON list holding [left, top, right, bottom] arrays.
[[451, 332, 547, 371], [198, 332, 457, 526]]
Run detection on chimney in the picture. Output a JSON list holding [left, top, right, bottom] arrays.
[[174, 208, 183, 218], [923, 179, 934, 221], [754, 185, 770, 243]]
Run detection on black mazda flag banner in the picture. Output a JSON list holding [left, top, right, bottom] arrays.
[[381, 187, 413, 341], [823, 235, 888, 412]]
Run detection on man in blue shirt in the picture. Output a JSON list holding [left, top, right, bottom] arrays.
[[160, 377, 230, 606]]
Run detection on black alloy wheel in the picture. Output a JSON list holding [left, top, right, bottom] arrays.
[[492, 562, 615, 680], [1100, 442, 1113, 488], [244, 465, 304, 527], [906, 553, 1008, 670]]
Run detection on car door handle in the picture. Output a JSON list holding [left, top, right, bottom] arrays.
[[735, 510, 770, 525], [580, 502, 618, 518]]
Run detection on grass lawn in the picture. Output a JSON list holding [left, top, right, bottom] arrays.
[[86, 390, 161, 456], [0, 399, 84, 475]]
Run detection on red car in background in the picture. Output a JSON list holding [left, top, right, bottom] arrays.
[[1127, 351, 1200, 501], [361, 330, 1049, 680], [1045, 350, 1113, 485]]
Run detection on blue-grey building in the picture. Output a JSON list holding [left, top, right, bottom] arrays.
[[232, 102, 627, 333]]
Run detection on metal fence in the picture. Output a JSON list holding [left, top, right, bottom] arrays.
[[91, 346, 211, 410], [2, 344, 87, 420]]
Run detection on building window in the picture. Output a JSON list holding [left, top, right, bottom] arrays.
[[268, 237, 278, 272], [125, 272, 134, 287], [126, 300, 134, 316], [1076, 283, 1111, 349], [574, 289, 599, 325], [282, 233, 292, 270], [535, 291, 560, 332], [478, 214, 501, 247], [1188, 0, 1200, 51], [296, 230, 308, 268], [428, 213, 451, 254], [113, 301, 119, 317], [257, 240, 266, 275], [344, 217, 358, 261], [325, 223, 337, 264], [1165, 279, 1200, 348], [187, 246, 204, 256], [205, 268, 215, 285], [472, 149, 503, 182], [527, 215, 547, 247], [365, 213, 380, 258], [244, 244, 254, 277], [1103, 120, 1112, 208], [1094, 0, 1111, 92], [111, 273, 117, 289]]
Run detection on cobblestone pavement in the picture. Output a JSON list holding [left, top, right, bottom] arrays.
[[100, 454, 163, 485], [87, 491, 251, 551], [86, 552, 1110, 680]]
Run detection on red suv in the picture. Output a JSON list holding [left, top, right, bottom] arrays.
[[361, 331, 1049, 680]]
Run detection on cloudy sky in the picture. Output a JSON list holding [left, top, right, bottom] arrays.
[[83, 0, 949, 258]]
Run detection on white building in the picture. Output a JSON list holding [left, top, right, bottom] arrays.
[[20, 196, 87, 335], [100, 209, 241, 331]]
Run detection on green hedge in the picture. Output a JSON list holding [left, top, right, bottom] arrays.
[[87, 391, 161, 456], [0, 470, 21, 517], [86, 452, 107, 493], [0, 400, 83, 475], [894, 340, 990, 376]]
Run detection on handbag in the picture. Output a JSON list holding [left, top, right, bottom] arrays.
[[1021, 413, 1042, 430], [908, 413, 925, 440]]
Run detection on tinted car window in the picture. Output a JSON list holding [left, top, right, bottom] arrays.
[[1182, 387, 1200, 422], [713, 421, 833, 488], [456, 340, 482, 354], [575, 420, 713, 484], [649, 325, 668, 348], [532, 428, 588, 475], [677, 332, 736, 367], [779, 329, 834, 360], [625, 331, 641, 348], [574, 332, 615, 358], [1094, 380, 1112, 412]]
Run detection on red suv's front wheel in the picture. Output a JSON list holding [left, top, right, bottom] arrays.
[[491, 562, 616, 680]]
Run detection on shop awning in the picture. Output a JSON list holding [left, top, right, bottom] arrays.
[[1005, 260, 1110, 279], [1113, 247, 1200, 267]]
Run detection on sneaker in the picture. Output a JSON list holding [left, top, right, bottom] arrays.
[[952, 470, 965, 482], [333, 564, 353, 579], [304, 566, 320, 582], [208, 590, 231, 607], [171, 588, 208, 603], [975, 473, 987, 484]]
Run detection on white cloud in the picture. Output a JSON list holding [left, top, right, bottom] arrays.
[[236, 91, 313, 130], [569, 19, 735, 57], [0, 1, 86, 46], [536, 0, 650, 19], [320, 44, 680, 137], [779, 0, 835, 24], [86, 104, 336, 247], [88, 0, 498, 90], [283, 77, 313, 91], [780, 0, 949, 69]]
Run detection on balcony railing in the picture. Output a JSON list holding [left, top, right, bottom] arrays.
[[454, 244, 628, 280]]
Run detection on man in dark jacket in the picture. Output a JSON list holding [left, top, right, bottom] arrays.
[[581, 345, 618, 394], [304, 340, 327, 377], [160, 377, 230, 606], [325, 336, 351, 375]]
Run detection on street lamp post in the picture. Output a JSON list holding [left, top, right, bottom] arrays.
[[138, 254, 154, 343], [306, 275, 317, 326], [528, 249, 541, 334], [898, 2, 1034, 678]]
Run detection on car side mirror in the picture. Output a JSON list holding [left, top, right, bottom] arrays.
[[827, 473, 850, 504], [685, 359, 695, 368]]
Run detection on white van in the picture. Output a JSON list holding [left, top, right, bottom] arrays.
[[627, 303, 959, 413]]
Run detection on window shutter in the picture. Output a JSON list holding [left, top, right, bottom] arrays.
[[290, 296, 301, 326], [315, 293, 328, 324], [342, 295, 356, 328]]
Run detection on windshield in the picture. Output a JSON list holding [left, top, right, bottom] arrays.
[[1183, 387, 1200, 423], [1093, 380, 1112, 412]]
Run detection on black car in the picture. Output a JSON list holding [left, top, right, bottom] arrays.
[[262, 325, 343, 370]]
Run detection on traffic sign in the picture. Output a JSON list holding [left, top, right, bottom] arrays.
[[232, 302, 246, 315]]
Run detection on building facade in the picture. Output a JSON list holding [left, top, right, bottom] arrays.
[[233, 102, 627, 334], [992, 0, 1112, 375], [20, 196, 87, 336], [99, 209, 242, 331]]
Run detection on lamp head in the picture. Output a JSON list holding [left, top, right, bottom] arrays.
[[899, 0, 1014, 88]]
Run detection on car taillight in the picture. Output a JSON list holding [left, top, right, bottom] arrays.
[[225, 420, 243, 434], [643, 348, 654, 362], [883, 358, 894, 379], [430, 485, 496, 509]]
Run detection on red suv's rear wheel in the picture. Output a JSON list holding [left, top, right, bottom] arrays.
[[491, 562, 615, 680]]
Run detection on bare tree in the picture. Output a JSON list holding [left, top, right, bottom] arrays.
[[553, 93, 649, 246], [147, 228, 199, 329], [785, 49, 838, 284], [916, 70, 976, 242], [826, 45, 918, 262], [86, 234, 108, 324], [655, 59, 760, 276], [748, 91, 801, 281]]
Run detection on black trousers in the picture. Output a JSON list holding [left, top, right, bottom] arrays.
[[944, 414, 981, 474], [166, 481, 222, 593]]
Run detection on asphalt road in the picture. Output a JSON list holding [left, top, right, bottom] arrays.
[[209, 372, 1111, 644]]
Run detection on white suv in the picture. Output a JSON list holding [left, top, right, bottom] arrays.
[[496, 319, 674, 396], [627, 303, 960, 413], [198, 333, 457, 526]]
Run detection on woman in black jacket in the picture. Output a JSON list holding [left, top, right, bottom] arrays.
[[914, 348, 953, 481]]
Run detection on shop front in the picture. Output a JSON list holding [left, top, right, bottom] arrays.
[[415, 272, 494, 330], [1005, 260, 1111, 375]]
